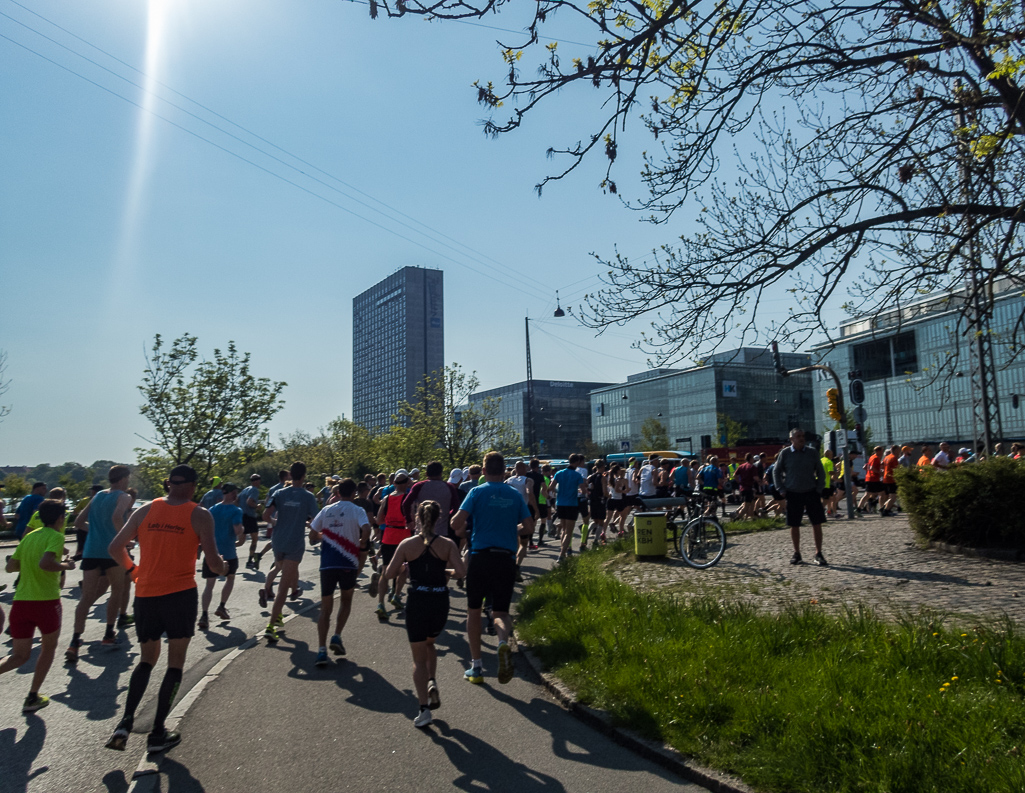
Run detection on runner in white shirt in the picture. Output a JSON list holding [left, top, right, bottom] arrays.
[[506, 462, 537, 581], [638, 453, 659, 498]]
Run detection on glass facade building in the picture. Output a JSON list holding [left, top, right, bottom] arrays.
[[468, 380, 612, 458], [590, 349, 815, 452], [352, 267, 444, 431], [809, 282, 1025, 446]]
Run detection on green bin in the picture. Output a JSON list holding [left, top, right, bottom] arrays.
[[633, 512, 667, 558]]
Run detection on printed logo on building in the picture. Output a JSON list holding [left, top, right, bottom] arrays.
[[722, 380, 738, 397], [595, 403, 604, 417]]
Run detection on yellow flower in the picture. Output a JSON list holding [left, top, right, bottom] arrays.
[[932, 632, 939, 636], [951, 676, 958, 681]]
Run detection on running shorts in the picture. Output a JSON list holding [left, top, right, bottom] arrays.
[[405, 589, 450, 643], [242, 514, 260, 534], [380, 542, 400, 568], [202, 557, 239, 578], [135, 587, 198, 643], [822, 486, 835, 498], [673, 487, 692, 499], [536, 504, 549, 519], [701, 488, 719, 502], [866, 481, 884, 493], [606, 497, 626, 512], [8, 599, 61, 639], [556, 505, 579, 521], [655, 487, 670, 499], [81, 557, 119, 573], [321, 568, 358, 596], [274, 549, 304, 564], [466, 550, 516, 612], [588, 499, 607, 522], [740, 489, 756, 503], [784, 490, 827, 528], [577, 500, 590, 519], [885, 482, 898, 495]]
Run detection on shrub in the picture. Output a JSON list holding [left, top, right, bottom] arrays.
[[896, 457, 1025, 549]]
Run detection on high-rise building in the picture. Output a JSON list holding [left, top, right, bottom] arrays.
[[352, 267, 444, 431]]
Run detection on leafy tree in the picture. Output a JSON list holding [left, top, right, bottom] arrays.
[[132, 449, 175, 500], [2, 473, 29, 504], [137, 334, 286, 488], [640, 417, 670, 449], [717, 412, 747, 448], [378, 0, 1025, 372]]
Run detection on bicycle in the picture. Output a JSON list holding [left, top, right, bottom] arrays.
[[677, 515, 726, 569]]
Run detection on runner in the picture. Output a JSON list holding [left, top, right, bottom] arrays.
[[551, 454, 586, 563], [859, 446, 884, 513], [260, 462, 319, 642], [105, 464, 224, 753], [1, 499, 75, 713], [698, 456, 724, 516], [375, 470, 413, 621], [353, 481, 380, 578], [574, 456, 592, 543], [14, 482, 46, 540], [67, 465, 134, 662], [451, 451, 534, 685], [880, 445, 901, 516], [253, 469, 289, 570], [734, 453, 761, 521], [199, 477, 223, 509], [917, 444, 934, 469], [70, 484, 103, 560], [309, 478, 370, 666], [820, 449, 837, 518], [932, 442, 953, 470], [239, 474, 262, 569], [402, 460, 462, 538], [199, 483, 244, 630], [583, 459, 609, 549], [524, 459, 548, 549], [386, 500, 466, 727], [606, 463, 628, 533]]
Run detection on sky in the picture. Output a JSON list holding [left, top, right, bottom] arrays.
[[0, 0, 805, 466]]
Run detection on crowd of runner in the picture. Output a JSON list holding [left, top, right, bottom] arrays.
[[0, 436, 1014, 749]]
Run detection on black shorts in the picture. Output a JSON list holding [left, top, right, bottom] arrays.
[[380, 543, 399, 568], [81, 557, 119, 573], [885, 482, 897, 494], [606, 498, 626, 512], [740, 489, 756, 503], [556, 505, 579, 521], [577, 501, 590, 519], [242, 514, 260, 535], [768, 488, 783, 502], [784, 490, 827, 528], [866, 481, 884, 493], [673, 486, 692, 499], [466, 550, 516, 612], [536, 503, 549, 519], [405, 589, 449, 643], [588, 499, 607, 522], [202, 557, 240, 578], [135, 587, 198, 643], [321, 567, 358, 596], [822, 487, 835, 498], [701, 488, 719, 502]]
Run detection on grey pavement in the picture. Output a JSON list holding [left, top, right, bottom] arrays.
[[617, 512, 1024, 623], [0, 531, 324, 793]]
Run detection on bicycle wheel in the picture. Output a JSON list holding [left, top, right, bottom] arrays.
[[679, 517, 726, 569]]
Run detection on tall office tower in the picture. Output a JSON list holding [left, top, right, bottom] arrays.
[[352, 266, 444, 431]]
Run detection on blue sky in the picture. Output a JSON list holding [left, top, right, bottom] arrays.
[[0, 0, 798, 465]]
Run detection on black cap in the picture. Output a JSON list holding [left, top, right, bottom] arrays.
[[168, 464, 198, 483]]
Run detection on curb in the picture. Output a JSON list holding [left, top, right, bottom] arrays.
[[927, 540, 1024, 562], [125, 596, 325, 792], [517, 647, 754, 793]]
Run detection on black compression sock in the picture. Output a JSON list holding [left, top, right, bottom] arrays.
[[153, 667, 183, 735], [124, 661, 153, 722]]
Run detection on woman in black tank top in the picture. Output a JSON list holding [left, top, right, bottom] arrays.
[[383, 500, 466, 728]]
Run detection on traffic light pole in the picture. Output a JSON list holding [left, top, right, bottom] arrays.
[[772, 342, 856, 520]]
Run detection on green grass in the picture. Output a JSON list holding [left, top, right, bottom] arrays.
[[725, 515, 786, 533], [517, 542, 1025, 793]]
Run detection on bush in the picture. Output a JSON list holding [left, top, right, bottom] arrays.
[[896, 457, 1025, 549]]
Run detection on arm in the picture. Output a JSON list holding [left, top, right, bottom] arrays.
[[6, 557, 19, 573], [111, 491, 132, 534], [376, 495, 389, 526], [73, 498, 92, 534], [39, 550, 75, 573], [444, 536, 467, 579], [193, 507, 225, 576], [261, 496, 277, 523], [233, 521, 244, 542], [383, 536, 412, 580], [109, 503, 151, 575], [451, 509, 469, 537], [401, 484, 419, 523]]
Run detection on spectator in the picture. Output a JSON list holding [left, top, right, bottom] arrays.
[[773, 429, 827, 566]]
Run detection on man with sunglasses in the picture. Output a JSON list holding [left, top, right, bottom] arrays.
[[104, 464, 224, 754]]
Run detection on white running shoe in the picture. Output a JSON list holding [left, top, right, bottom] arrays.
[[413, 708, 433, 728]]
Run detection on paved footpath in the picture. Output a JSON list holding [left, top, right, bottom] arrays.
[[616, 512, 1024, 623], [143, 540, 703, 793]]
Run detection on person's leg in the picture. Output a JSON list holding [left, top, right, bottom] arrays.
[[0, 638, 32, 675], [103, 567, 126, 633], [119, 571, 132, 618], [335, 588, 354, 635], [270, 560, 299, 623], [30, 630, 59, 695], [492, 611, 511, 644], [73, 567, 103, 636], [317, 596, 334, 649], [559, 518, 574, 557], [790, 525, 802, 553], [119, 639, 162, 727], [151, 637, 190, 737], [264, 559, 281, 599], [219, 574, 235, 606], [425, 636, 438, 681], [466, 607, 482, 660], [812, 523, 824, 554], [411, 641, 430, 705], [201, 578, 216, 615]]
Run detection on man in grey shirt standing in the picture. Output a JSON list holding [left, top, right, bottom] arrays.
[[774, 428, 828, 566]]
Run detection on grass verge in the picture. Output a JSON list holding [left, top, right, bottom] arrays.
[[517, 541, 1025, 793], [724, 515, 786, 534]]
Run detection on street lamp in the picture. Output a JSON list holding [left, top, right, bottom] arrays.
[[525, 295, 568, 456]]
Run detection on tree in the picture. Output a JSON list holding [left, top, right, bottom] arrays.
[[717, 412, 747, 448], [2, 473, 29, 506], [640, 417, 670, 449], [138, 334, 286, 488], [132, 449, 175, 500], [0, 349, 11, 424], [377, 0, 1025, 374]]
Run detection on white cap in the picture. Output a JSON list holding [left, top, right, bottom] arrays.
[[448, 468, 463, 484], [394, 468, 410, 482]]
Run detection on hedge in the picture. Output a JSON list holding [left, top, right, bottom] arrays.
[[896, 456, 1025, 550]]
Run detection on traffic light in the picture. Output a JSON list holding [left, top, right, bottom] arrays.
[[855, 422, 865, 445], [826, 387, 842, 421], [700, 434, 712, 450], [849, 378, 865, 405]]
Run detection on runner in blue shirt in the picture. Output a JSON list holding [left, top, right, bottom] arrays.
[[551, 454, 586, 563], [199, 484, 244, 630]]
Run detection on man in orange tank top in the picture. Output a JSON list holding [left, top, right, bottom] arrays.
[[103, 464, 224, 754]]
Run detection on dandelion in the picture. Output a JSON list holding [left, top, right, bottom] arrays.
[[961, 633, 967, 637], [952, 676, 958, 681], [932, 632, 939, 636]]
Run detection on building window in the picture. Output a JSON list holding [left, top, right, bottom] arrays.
[[851, 331, 917, 381]]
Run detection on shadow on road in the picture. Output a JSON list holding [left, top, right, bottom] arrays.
[[0, 716, 48, 793], [51, 648, 134, 721]]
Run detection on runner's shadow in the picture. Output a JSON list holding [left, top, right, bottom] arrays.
[[159, 756, 206, 793], [827, 565, 978, 585], [100, 770, 129, 793], [200, 625, 249, 652], [427, 720, 565, 791], [51, 649, 135, 720], [0, 716, 48, 792]]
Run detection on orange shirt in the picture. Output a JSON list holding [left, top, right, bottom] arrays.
[[865, 454, 883, 482], [917, 455, 931, 468], [882, 454, 899, 484], [135, 498, 200, 597]]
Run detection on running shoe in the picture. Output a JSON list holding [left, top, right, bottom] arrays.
[[147, 730, 182, 753], [258, 588, 268, 609], [116, 613, 135, 628], [253, 553, 263, 570], [264, 624, 279, 644], [369, 572, 380, 597], [65, 638, 82, 664], [22, 693, 49, 713], [197, 613, 210, 631], [329, 634, 346, 656], [370, 554, 379, 572], [514, 568, 524, 583], [315, 649, 329, 668], [389, 592, 403, 609], [790, 552, 803, 565], [813, 552, 829, 567], [289, 589, 301, 600], [427, 679, 440, 710], [529, 543, 538, 551], [105, 721, 131, 751], [214, 604, 230, 621], [497, 641, 514, 684], [464, 666, 484, 685], [456, 578, 464, 589], [273, 614, 285, 629], [376, 604, 390, 622], [101, 630, 119, 647], [413, 707, 433, 728]]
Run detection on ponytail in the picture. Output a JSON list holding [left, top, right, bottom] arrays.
[[417, 500, 441, 543]]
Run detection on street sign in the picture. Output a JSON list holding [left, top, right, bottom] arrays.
[[853, 405, 867, 424], [620, 440, 630, 451], [849, 378, 865, 405]]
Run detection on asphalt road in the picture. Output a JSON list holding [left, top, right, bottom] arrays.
[[0, 532, 323, 793]]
